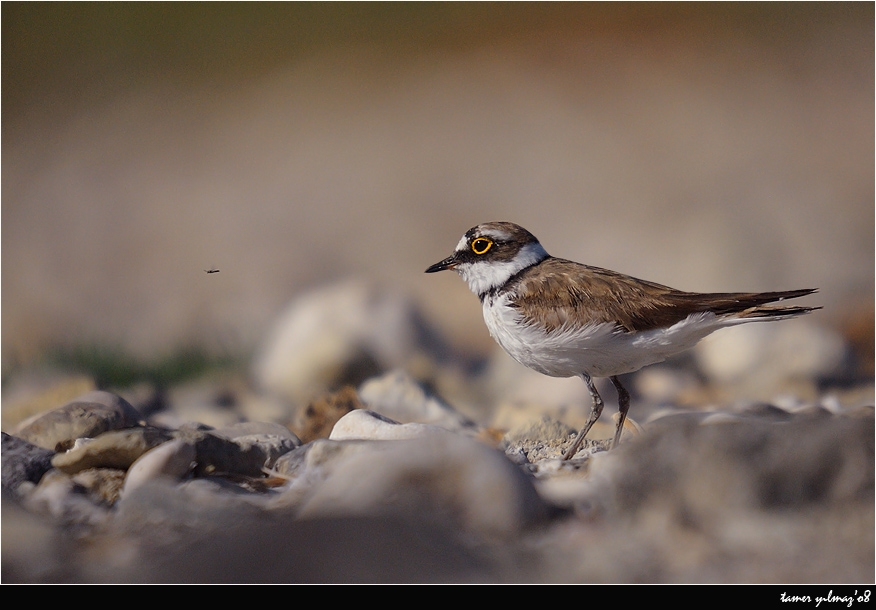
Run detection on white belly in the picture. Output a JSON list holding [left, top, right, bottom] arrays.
[[482, 295, 731, 378]]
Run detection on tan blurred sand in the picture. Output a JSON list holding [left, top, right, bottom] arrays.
[[2, 4, 871, 367]]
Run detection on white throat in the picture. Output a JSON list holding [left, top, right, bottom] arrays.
[[456, 241, 549, 296]]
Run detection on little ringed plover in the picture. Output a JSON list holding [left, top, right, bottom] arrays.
[[425, 221, 820, 459]]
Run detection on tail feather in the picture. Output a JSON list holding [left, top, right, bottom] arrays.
[[714, 288, 821, 321], [737, 304, 822, 320], [741, 288, 819, 304], [673, 288, 820, 319]]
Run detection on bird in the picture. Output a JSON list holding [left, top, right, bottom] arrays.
[[425, 221, 820, 459]]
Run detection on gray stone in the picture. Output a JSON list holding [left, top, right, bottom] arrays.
[[51, 426, 173, 474], [358, 369, 477, 432], [70, 468, 127, 506], [252, 279, 435, 404], [22, 470, 111, 528], [211, 421, 300, 442], [211, 421, 302, 467], [173, 429, 268, 477], [272, 438, 379, 481], [328, 409, 449, 441], [1, 433, 55, 495], [295, 432, 550, 537], [502, 416, 603, 464], [230, 434, 299, 468], [123, 439, 197, 496], [14, 391, 143, 451], [693, 321, 849, 395]]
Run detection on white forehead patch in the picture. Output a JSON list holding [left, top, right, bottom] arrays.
[[455, 226, 515, 252], [480, 226, 515, 241]]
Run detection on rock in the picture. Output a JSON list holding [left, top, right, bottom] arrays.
[[693, 321, 848, 394], [229, 434, 299, 469], [210, 421, 301, 468], [51, 426, 173, 474], [252, 279, 435, 403], [328, 409, 449, 441], [129, 514, 495, 584], [504, 416, 577, 445], [732, 401, 795, 421], [294, 432, 550, 537], [70, 468, 127, 506], [112, 475, 269, 554], [1, 433, 55, 495], [590, 410, 875, 517], [13, 391, 143, 451], [358, 369, 477, 432], [291, 386, 364, 443], [490, 399, 624, 449], [271, 438, 365, 481], [21, 470, 111, 529], [502, 416, 587, 464], [211, 421, 300, 442], [123, 439, 197, 496], [173, 429, 270, 477], [270, 437, 400, 492]]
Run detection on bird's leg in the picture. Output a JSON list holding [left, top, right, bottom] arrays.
[[562, 373, 604, 460], [609, 375, 630, 449]]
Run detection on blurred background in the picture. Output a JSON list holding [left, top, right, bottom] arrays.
[[3, 3, 873, 385]]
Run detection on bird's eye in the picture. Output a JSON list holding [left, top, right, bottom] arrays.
[[471, 237, 493, 255]]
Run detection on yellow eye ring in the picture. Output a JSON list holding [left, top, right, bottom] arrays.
[[471, 237, 493, 255]]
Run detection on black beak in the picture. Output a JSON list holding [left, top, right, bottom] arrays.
[[425, 254, 458, 273]]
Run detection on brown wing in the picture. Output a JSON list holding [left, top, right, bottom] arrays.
[[506, 257, 818, 333]]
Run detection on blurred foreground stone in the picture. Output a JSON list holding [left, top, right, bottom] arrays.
[[2, 374, 872, 582], [252, 280, 444, 404]]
